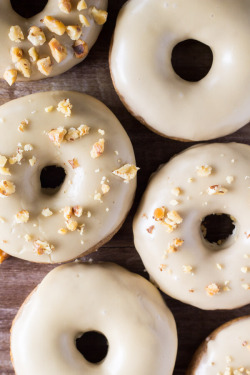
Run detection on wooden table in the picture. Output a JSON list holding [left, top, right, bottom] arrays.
[[0, 1, 250, 374]]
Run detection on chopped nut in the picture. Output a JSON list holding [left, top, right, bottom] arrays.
[[0, 250, 9, 264], [37, 56, 52, 76], [146, 225, 155, 234], [73, 39, 89, 58], [112, 164, 139, 182], [27, 26, 46, 46], [10, 47, 23, 63], [90, 138, 105, 158], [171, 187, 181, 196], [0, 156, 7, 168], [167, 210, 183, 224], [101, 183, 110, 194], [33, 240, 54, 255], [206, 283, 220, 296], [0, 167, 11, 176], [89, 6, 108, 25], [78, 124, 90, 136], [3, 69, 17, 86], [65, 127, 80, 141], [170, 199, 179, 206], [58, 0, 72, 13], [196, 165, 212, 176], [68, 158, 79, 169], [15, 59, 31, 78], [0, 180, 15, 197], [57, 99, 72, 117], [43, 16, 66, 35], [73, 206, 83, 217], [94, 192, 102, 201], [226, 176, 234, 184], [15, 210, 29, 223], [166, 238, 184, 253], [45, 105, 54, 113], [41, 208, 53, 217], [8, 25, 24, 42], [58, 228, 68, 235], [79, 14, 90, 27], [216, 263, 223, 270], [24, 144, 33, 151], [49, 38, 67, 63], [207, 185, 228, 195], [29, 156, 37, 166], [159, 264, 167, 272], [242, 284, 250, 290], [77, 0, 87, 10], [241, 267, 249, 273], [48, 127, 67, 146], [18, 119, 29, 132], [66, 25, 82, 40], [66, 219, 78, 231], [28, 47, 39, 62], [154, 207, 166, 221], [183, 265, 193, 273], [63, 206, 73, 220], [173, 238, 184, 247]]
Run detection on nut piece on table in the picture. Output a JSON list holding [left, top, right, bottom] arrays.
[[15, 59, 31, 78], [37, 56, 52, 76], [73, 39, 88, 59], [27, 26, 46, 46], [66, 25, 82, 40], [58, 0, 72, 13], [49, 38, 67, 63], [89, 7, 108, 25], [3, 69, 17, 86], [43, 16, 66, 36], [10, 47, 23, 63], [8, 25, 24, 42]]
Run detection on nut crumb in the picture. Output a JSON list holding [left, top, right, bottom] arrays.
[[57, 99, 72, 117], [89, 6, 108, 25], [66, 25, 82, 40], [33, 240, 54, 255], [196, 165, 212, 176], [0, 180, 16, 197], [0, 156, 7, 168], [44, 16, 66, 35], [73, 39, 89, 58], [29, 156, 37, 166], [58, 0, 72, 13], [48, 127, 67, 146], [101, 183, 110, 194], [90, 138, 105, 158], [16, 59, 31, 78], [18, 119, 29, 132], [112, 164, 139, 182], [8, 25, 24, 42], [73, 206, 83, 217], [171, 187, 181, 196], [226, 176, 234, 184], [58, 228, 68, 235], [182, 265, 193, 273], [45, 106, 54, 113], [10, 47, 23, 63], [68, 158, 79, 169], [77, 0, 87, 10], [146, 225, 155, 234], [206, 283, 220, 296], [207, 185, 228, 195], [15, 210, 29, 223], [3, 69, 17, 86], [27, 26, 46, 46], [66, 219, 78, 231], [37, 56, 52, 76], [0, 167, 11, 176], [42, 208, 53, 217], [49, 38, 67, 63], [28, 47, 39, 62]]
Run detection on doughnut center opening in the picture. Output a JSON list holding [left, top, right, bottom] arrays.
[[171, 39, 213, 82], [40, 165, 66, 195], [76, 331, 109, 364], [10, 0, 48, 18], [201, 214, 236, 248]]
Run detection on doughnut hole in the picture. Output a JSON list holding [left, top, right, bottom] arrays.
[[171, 39, 213, 82], [40, 165, 66, 195], [76, 331, 109, 364], [200, 213, 236, 249], [10, 0, 48, 18]]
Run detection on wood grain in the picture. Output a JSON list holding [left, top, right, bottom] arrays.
[[0, 1, 250, 374]]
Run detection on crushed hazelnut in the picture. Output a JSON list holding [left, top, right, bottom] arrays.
[[159, 264, 167, 272], [43, 16, 66, 35], [207, 185, 228, 195], [73, 39, 89, 58], [77, 0, 87, 10], [33, 239, 55, 255], [89, 6, 108, 25], [167, 210, 183, 224], [154, 207, 166, 221], [3, 69, 17, 86], [241, 267, 249, 273], [8, 25, 24, 42], [101, 183, 110, 194], [66, 25, 82, 40], [28, 47, 39, 62], [49, 38, 67, 63], [196, 165, 212, 176], [18, 119, 29, 132], [29, 156, 37, 166], [41, 208, 53, 217], [0, 180, 16, 197], [112, 164, 139, 182], [27, 26, 46, 46], [90, 138, 105, 158], [24, 144, 33, 151], [48, 127, 67, 146], [10, 47, 23, 63], [66, 219, 78, 231], [226, 176, 234, 184], [58, 0, 72, 13], [68, 158, 79, 169], [0, 167, 11, 176], [78, 124, 90, 136], [171, 187, 181, 196], [166, 238, 184, 253], [73, 206, 83, 217], [57, 99, 72, 117], [37, 56, 53, 76], [146, 225, 155, 234], [16, 58, 31, 78], [79, 14, 90, 27], [242, 283, 250, 290], [63, 206, 73, 220], [94, 192, 102, 201], [182, 265, 193, 273], [206, 283, 220, 296], [0, 250, 9, 264], [15, 210, 29, 223], [64, 125, 89, 141], [216, 263, 223, 270], [0, 156, 7, 168], [58, 228, 68, 235], [45, 106, 54, 113]]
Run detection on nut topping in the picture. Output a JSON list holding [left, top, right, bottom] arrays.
[[77, 0, 87, 10], [48, 127, 67, 146], [16, 59, 31, 78], [90, 139, 105, 159], [73, 39, 88, 58], [79, 14, 90, 27], [207, 185, 228, 195], [66, 25, 82, 40], [33, 240, 55, 255], [49, 38, 67, 63], [10, 47, 23, 63], [206, 283, 220, 296], [0, 180, 16, 197], [89, 7, 108, 25], [43, 16, 66, 35], [37, 57, 52, 76], [57, 99, 72, 117], [27, 26, 46, 46], [15, 210, 29, 223], [58, 0, 72, 13], [196, 165, 212, 177], [28, 47, 39, 62], [112, 164, 139, 182], [3, 69, 17, 86], [8, 25, 24, 42]]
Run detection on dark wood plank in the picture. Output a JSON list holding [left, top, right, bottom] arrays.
[[0, 1, 250, 374]]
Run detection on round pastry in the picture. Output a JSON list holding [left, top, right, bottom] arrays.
[[133, 143, 250, 310], [187, 316, 250, 375], [0, 91, 138, 263], [11, 262, 177, 375], [110, 0, 250, 141], [1, 0, 108, 85]]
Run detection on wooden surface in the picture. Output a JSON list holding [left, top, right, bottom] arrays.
[[1, 1, 250, 374]]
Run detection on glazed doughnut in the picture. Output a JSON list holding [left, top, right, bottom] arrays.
[[110, 0, 250, 141], [11, 262, 178, 375], [1, 0, 107, 85], [187, 316, 250, 375], [0, 91, 138, 263], [133, 143, 250, 310]]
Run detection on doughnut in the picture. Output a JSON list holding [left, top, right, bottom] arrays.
[[1, 0, 108, 85], [10, 262, 178, 375], [133, 143, 250, 310], [187, 316, 250, 375], [0, 91, 138, 263], [110, 0, 250, 141]]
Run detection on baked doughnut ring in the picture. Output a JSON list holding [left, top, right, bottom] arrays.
[[187, 316, 250, 375], [0, 91, 138, 263], [1, 0, 107, 85], [110, 0, 250, 141], [133, 143, 250, 309], [11, 262, 178, 375]]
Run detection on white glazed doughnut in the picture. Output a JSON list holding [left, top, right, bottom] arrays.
[[133, 143, 250, 310], [110, 0, 250, 141], [187, 316, 250, 375], [0, 91, 138, 263], [1, 0, 108, 85], [10, 262, 178, 375]]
